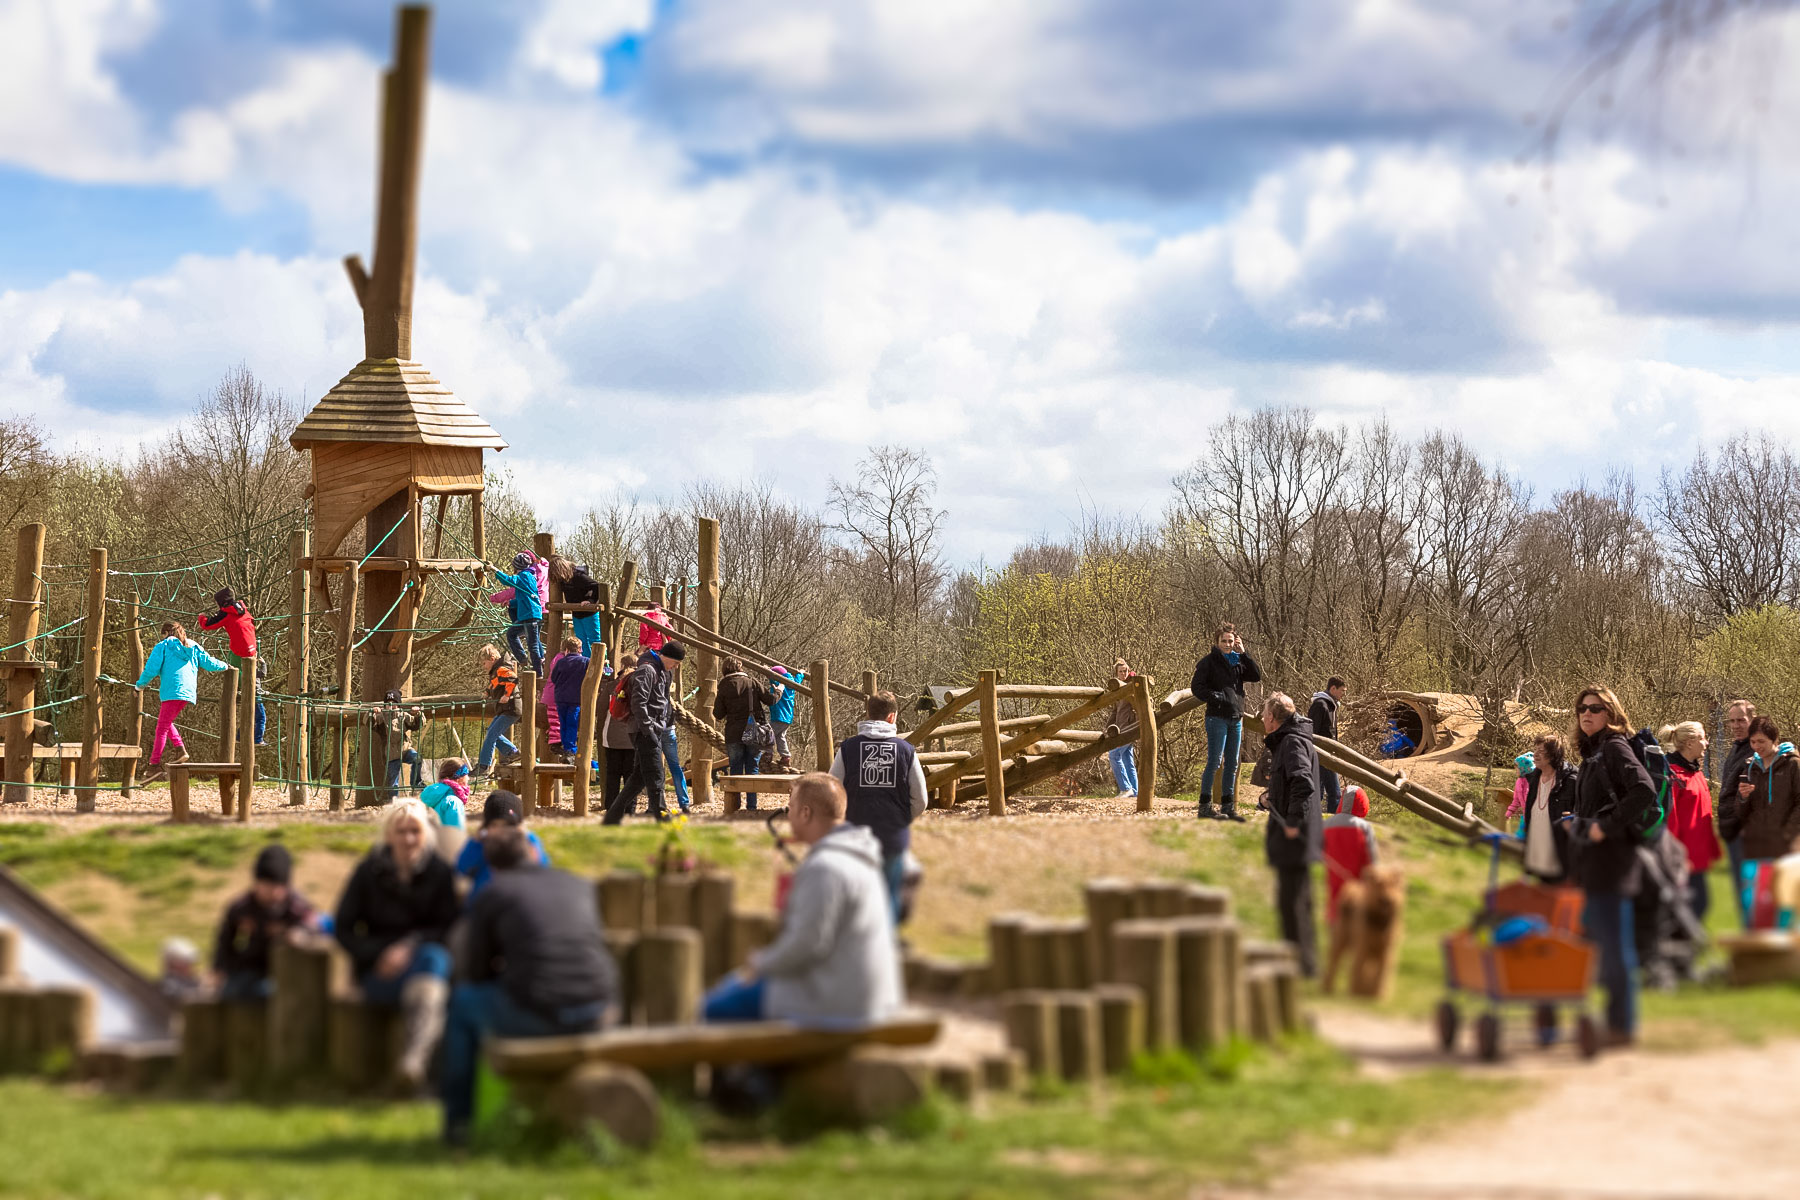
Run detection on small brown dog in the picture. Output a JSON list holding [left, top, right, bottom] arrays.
[[1322, 863, 1405, 999]]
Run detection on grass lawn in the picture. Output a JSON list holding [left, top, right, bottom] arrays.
[[0, 1041, 1497, 1200]]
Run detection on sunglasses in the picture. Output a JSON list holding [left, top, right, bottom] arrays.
[[1577, 703, 1610, 716]]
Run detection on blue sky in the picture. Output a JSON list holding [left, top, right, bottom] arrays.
[[3, 0, 1800, 559]]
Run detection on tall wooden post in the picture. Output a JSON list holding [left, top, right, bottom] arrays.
[[1132, 673, 1158, 813], [861, 669, 878, 700], [571, 582, 611, 818], [612, 560, 639, 668], [979, 669, 1006, 817], [332, 567, 359, 811], [519, 668, 538, 819], [3, 523, 46, 804], [287, 531, 311, 806], [237, 649, 257, 823], [536, 532, 561, 655], [75, 548, 107, 811], [689, 520, 720, 810], [219, 668, 238, 816], [810, 659, 834, 772], [120, 590, 145, 799]]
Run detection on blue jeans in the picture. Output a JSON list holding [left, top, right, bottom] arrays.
[[556, 703, 579, 754], [727, 741, 761, 811], [441, 982, 604, 1137], [254, 701, 266, 745], [1320, 769, 1341, 814], [359, 941, 453, 1007], [883, 851, 907, 926], [1202, 716, 1243, 804], [704, 975, 767, 1022], [1583, 893, 1638, 1037], [660, 725, 690, 810], [1108, 745, 1138, 796], [505, 620, 544, 676], [219, 971, 273, 1003], [478, 714, 517, 769], [386, 748, 422, 791]]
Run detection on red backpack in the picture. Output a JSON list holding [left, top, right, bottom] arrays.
[[608, 675, 632, 722]]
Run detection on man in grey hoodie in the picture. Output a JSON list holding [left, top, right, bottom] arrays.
[[702, 773, 904, 1025]]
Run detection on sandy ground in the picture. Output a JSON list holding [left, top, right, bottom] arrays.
[[1207, 1008, 1800, 1200]]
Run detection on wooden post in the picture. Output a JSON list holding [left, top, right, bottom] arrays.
[[861, 669, 878, 698], [635, 927, 702, 1026], [4, 523, 46, 804], [572, 582, 611, 818], [694, 871, 734, 985], [519, 668, 538, 818], [76, 548, 107, 811], [1132, 672, 1157, 812], [978, 669, 1006, 817], [237, 648, 257, 823], [1084, 878, 1139, 984], [287, 530, 310, 806], [536, 532, 561, 654], [810, 659, 833, 771], [219, 668, 238, 816], [1054, 992, 1102, 1084], [689, 519, 719, 811], [121, 590, 144, 799], [169, 765, 190, 823], [1000, 992, 1060, 1079], [1095, 984, 1146, 1075], [332, 567, 358, 811], [268, 940, 332, 1081], [612, 560, 639, 658], [1112, 920, 1178, 1051], [597, 870, 648, 933]]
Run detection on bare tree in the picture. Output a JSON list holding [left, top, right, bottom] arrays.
[[829, 446, 949, 687], [1655, 433, 1800, 619]]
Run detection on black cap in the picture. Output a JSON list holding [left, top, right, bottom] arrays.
[[253, 844, 292, 885], [658, 642, 686, 662], [384, 690, 403, 704], [482, 790, 524, 828]]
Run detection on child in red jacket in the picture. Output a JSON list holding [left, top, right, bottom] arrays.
[[1322, 786, 1381, 921], [199, 588, 264, 744]]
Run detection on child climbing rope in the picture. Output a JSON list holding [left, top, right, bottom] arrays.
[[489, 553, 545, 674], [135, 620, 231, 778], [198, 587, 263, 745]]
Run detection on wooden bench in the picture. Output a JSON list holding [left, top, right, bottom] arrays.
[[167, 762, 242, 822], [1716, 932, 1800, 987], [487, 1012, 942, 1145]]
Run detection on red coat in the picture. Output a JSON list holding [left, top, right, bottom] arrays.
[[1321, 788, 1379, 919], [199, 603, 257, 657], [1668, 760, 1722, 874]]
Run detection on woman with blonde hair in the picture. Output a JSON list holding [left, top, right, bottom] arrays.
[[1106, 658, 1142, 799], [1657, 721, 1723, 924], [334, 798, 461, 1088], [1570, 686, 1658, 1048]]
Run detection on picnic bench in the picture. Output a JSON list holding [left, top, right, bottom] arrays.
[[487, 1012, 943, 1145]]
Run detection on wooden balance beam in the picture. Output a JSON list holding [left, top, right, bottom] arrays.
[[0, 743, 142, 800], [717, 774, 797, 794], [167, 762, 241, 823]]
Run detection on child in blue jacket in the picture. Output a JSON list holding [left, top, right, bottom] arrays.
[[491, 552, 544, 675], [135, 621, 231, 773]]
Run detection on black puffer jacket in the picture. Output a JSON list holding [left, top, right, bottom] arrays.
[[1263, 716, 1322, 868], [333, 845, 461, 981], [712, 671, 773, 746], [1190, 647, 1262, 721], [1719, 746, 1800, 861], [1517, 763, 1579, 882], [1570, 731, 1657, 896], [1307, 691, 1338, 742]]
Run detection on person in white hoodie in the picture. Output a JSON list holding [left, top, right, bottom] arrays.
[[702, 773, 904, 1026], [830, 691, 930, 923]]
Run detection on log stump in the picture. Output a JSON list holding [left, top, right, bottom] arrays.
[[1083, 878, 1138, 984], [933, 1059, 980, 1103], [728, 912, 778, 972], [597, 871, 649, 933], [1110, 920, 1178, 1051], [547, 1062, 662, 1148], [269, 940, 333, 1081], [1180, 885, 1232, 917], [635, 928, 702, 1026], [0, 983, 36, 1072], [1094, 983, 1145, 1076], [694, 871, 735, 983], [1052, 990, 1102, 1084], [1173, 917, 1236, 1054], [986, 913, 1030, 993], [179, 998, 226, 1085], [1000, 990, 1061, 1079], [33, 986, 94, 1070], [1135, 880, 1188, 919], [328, 999, 399, 1092], [1044, 920, 1091, 990], [979, 1048, 1025, 1093], [786, 1047, 927, 1127], [1245, 966, 1280, 1043], [654, 873, 697, 930], [225, 1000, 268, 1092], [602, 930, 639, 1027], [0, 927, 16, 978]]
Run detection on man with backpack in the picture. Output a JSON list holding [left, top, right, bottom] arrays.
[[603, 643, 686, 825], [830, 691, 929, 923]]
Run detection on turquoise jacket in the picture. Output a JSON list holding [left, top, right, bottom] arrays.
[[135, 636, 230, 704], [770, 670, 804, 724], [493, 567, 542, 620]]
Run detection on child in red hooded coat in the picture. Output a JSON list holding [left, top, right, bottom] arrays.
[[1322, 786, 1381, 921], [199, 587, 264, 744]]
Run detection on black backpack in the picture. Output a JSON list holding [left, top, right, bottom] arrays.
[[1623, 728, 1670, 843]]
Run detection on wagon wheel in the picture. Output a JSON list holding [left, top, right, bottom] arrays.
[[1575, 1014, 1601, 1060], [1434, 1000, 1460, 1052], [1475, 1012, 1502, 1062]]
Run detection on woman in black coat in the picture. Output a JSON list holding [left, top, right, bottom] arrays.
[[1518, 733, 1579, 884], [1189, 622, 1261, 821], [1569, 686, 1657, 1048]]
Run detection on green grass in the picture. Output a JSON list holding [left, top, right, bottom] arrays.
[[0, 1041, 1502, 1200]]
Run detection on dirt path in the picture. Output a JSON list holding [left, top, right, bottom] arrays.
[[1216, 1008, 1800, 1199]]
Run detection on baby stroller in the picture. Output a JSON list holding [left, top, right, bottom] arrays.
[[1633, 830, 1709, 989]]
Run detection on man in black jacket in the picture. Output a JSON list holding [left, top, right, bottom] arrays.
[[441, 824, 618, 1145], [1718, 699, 1756, 929], [1190, 623, 1262, 820], [604, 642, 686, 824], [1309, 677, 1346, 814], [1261, 692, 1322, 978]]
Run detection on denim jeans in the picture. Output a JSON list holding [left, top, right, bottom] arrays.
[[659, 725, 690, 810], [219, 971, 273, 1003], [882, 851, 907, 926], [1202, 716, 1243, 803], [1688, 870, 1711, 926], [441, 982, 603, 1137], [359, 941, 453, 1007], [556, 703, 579, 754], [704, 974, 767, 1022], [505, 619, 544, 675], [478, 714, 517, 769], [604, 731, 667, 824], [1583, 892, 1638, 1036], [1108, 745, 1139, 796], [727, 741, 761, 811], [1320, 769, 1341, 815], [386, 748, 422, 791], [253, 701, 266, 745]]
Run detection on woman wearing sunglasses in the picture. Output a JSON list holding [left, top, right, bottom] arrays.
[[1569, 685, 1658, 1048]]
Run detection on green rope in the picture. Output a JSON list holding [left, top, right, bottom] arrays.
[[107, 558, 225, 578], [358, 511, 411, 568], [0, 614, 83, 656], [0, 695, 78, 721], [351, 579, 417, 650]]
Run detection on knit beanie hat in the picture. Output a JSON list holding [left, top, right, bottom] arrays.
[[253, 844, 292, 885], [512, 552, 533, 571], [482, 790, 524, 828], [1515, 751, 1535, 777], [658, 642, 687, 662]]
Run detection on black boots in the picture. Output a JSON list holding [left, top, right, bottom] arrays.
[[1219, 798, 1247, 822], [1196, 800, 1217, 820]]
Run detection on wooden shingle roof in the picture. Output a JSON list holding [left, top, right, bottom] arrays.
[[290, 358, 508, 449]]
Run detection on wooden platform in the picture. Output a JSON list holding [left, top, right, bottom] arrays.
[[488, 1012, 941, 1076], [717, 774, 798, 794], [167, 762, 243, 824]]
